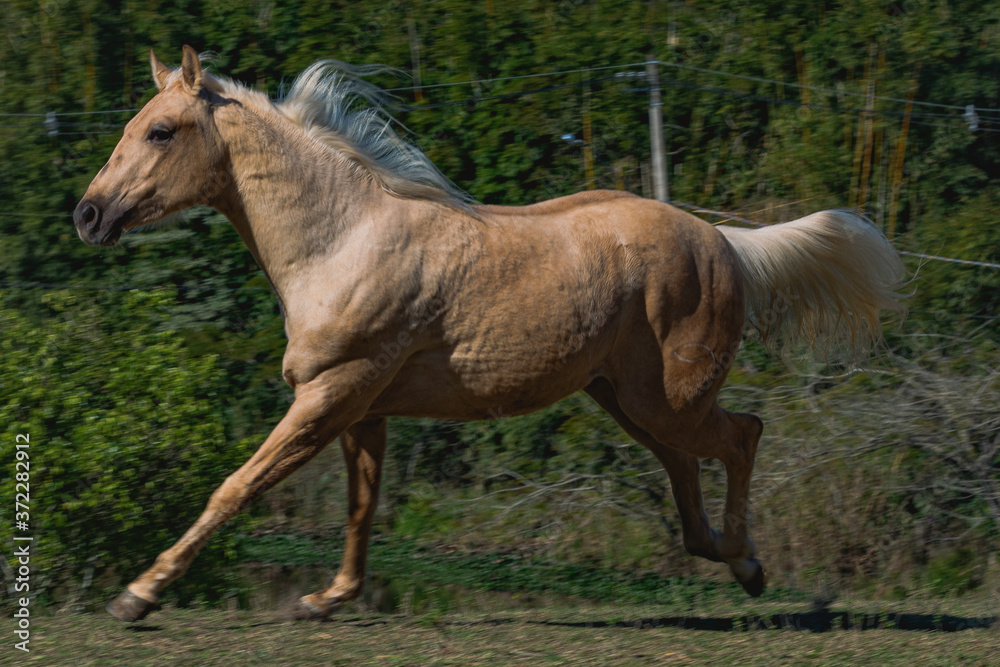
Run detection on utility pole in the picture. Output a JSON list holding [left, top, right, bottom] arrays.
[[583, 100, 595, 189], [646, 56, 668, 201], [407, 15, 423, 103]]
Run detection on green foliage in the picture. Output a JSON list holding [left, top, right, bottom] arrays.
[[394, 493, 459, 539], [925, 548, 983, 597], [906, 190, 1000, 326], [0, 291, 256, 607]]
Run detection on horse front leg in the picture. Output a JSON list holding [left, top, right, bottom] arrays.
[[106, 370, 367, 622], [291, 417, 386, 620]]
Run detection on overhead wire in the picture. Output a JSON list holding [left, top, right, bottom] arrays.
[[0, 280, 270, 292], [654, 77, 1000, 130], [5, 71, 990, 137], [2, 57, 997, 117], [0, 108, 139, 118], [653, 60, 1000, 115], [671, 201, 1000, 270], [384, 61, 651, 92]]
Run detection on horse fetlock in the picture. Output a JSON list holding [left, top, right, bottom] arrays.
[[328, 574, 365, 601], [150, 553, 187, 585], [718, 533, 755, 562], [683, 527, 723, 561], [683, 539, 716, 560]]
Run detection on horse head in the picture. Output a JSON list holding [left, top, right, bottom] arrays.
[[74, 45, 228, 246]]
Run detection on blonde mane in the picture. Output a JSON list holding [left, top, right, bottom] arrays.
[[172, 58, 472, 208]]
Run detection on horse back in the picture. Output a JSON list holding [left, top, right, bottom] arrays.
[[472, 189, 641, 217]]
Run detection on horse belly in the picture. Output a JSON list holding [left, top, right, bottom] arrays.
[[369, 324, 615, 420]]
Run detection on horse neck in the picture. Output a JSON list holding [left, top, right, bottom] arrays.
[[210, 103, 392, 291]]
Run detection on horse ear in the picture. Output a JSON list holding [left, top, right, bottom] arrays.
[[180, 44, 203, 95], [150, 49, 170, 91]]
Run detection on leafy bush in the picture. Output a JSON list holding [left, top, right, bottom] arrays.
[[0, 291, 256, 608]]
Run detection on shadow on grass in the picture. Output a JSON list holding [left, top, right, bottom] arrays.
[[526, 611, 997, 633], [121, 611, 994, 634]]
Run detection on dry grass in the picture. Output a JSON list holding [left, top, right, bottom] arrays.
[[13, 599, 998, 666]]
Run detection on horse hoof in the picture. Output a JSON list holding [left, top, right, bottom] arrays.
[[735, 559, 767, 598], [106, 589, 159, 622], [284, 595, 334, 621]]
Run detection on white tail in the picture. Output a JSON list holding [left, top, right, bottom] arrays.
[[717, 210, 907, 360]]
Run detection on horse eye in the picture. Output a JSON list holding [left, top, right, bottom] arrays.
[[147, 127, 175, 142]]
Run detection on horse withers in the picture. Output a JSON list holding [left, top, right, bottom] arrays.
[[74, 46, 905, 622]]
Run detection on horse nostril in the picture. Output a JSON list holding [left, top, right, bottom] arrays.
[[82, 204, 99, 228], [74, 201, 103, 231]]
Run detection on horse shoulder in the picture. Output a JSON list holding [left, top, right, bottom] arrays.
[[279, 212, 476, 389]]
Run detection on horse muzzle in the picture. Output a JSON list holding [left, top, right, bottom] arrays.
[[73, 198, 125, 246]]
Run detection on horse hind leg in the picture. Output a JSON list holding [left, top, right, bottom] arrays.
[[586, 379, 721, 563], [599, 376, 766, 596], [290, 417, 386, 620], [655, 403, 765, 596]]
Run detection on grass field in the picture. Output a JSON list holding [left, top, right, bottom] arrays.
[[6, 534, 996, 665], [8, 600, 998, 666]]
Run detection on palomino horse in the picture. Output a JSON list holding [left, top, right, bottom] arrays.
[[75, 46, 905, 622]]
